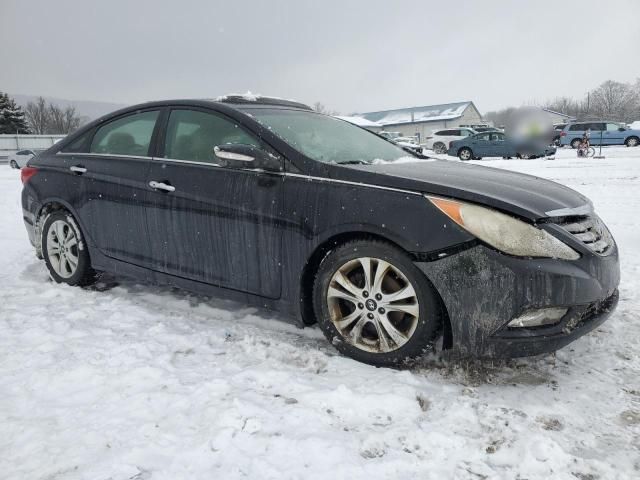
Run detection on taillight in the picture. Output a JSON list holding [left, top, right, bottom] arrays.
[[21, 166, 38, 184], [560, 132, 566, 136]]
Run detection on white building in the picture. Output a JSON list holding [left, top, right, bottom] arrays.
[[334, 115, 382, 131], [541, 108, 574, 125], [0, 134, 66, 162], [352, 101, 484, 143]]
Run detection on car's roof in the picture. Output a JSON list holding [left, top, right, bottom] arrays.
[[103, 96, 313, 119]]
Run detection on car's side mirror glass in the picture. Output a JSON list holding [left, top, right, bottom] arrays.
[[213, 144, 281, 171], [619, 127, 626, 132]]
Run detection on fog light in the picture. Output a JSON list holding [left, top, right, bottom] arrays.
[[507, 307, 568, 328]]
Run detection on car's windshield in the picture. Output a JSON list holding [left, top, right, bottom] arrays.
[[244, 108, 413, 164]]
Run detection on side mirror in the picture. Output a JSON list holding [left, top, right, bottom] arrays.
[[618, 127, 626, 132], [213, 144, 281, 171]]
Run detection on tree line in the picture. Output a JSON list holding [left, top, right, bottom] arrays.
[[486, 79, 640, 126], [0, 92, 85, 135]]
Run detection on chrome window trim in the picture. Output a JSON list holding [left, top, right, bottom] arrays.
[[56, 152, 421, 195], [56, 152, 152, 160]]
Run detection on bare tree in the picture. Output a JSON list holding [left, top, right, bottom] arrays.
[[24, 97, 83, 134], [24, 97, 49, 134], [589, 80, 638, 123], [312, 102, 340, 116]]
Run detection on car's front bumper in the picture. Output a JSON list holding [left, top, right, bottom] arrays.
[[415, 243, 620, 358]]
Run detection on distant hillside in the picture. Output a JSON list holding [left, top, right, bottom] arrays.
[[11, 94, 127, 122]]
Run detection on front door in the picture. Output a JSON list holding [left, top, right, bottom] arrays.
[[145, 107, 283, 299], [61, 109, 161, 267], [488, 132, 509, 157], [470, 132, 491, 156]]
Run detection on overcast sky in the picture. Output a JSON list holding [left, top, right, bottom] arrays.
[[1, 0, 639, 114]]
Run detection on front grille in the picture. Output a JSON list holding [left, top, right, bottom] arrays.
[[554, 215, 614, 255]]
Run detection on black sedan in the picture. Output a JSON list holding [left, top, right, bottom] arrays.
[[20, 96, 619, 366]]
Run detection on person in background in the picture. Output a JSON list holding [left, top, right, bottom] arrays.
[[578, 128, 591, 157]]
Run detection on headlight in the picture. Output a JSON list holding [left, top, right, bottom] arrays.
[[427, 196, 580, 260]]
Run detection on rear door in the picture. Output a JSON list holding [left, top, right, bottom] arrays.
[[145, 107, 283, 298], [60, 109, 161, 267], [565, 123, 585, 145]]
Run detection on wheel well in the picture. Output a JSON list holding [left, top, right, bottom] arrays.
[[299, 231, 453, 350], [626, 135, 639, 143], [34, 202, 71, 257]]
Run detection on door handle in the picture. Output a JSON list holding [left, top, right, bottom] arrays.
[[70, 165, 87, 174], [149, 180, 176, 192]]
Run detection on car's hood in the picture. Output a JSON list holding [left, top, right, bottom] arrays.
[[333, 159, 590, 221]]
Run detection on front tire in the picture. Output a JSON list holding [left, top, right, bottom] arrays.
[[458, 147, 473, 161], [626, 136, 639, 147], [312, 240, 442, 367], [42, 211, 96, 286]]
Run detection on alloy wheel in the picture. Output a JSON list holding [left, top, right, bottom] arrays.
[[433, 143, 446, 154], [326, 257, 420, 353], [627, 137, 639, 147], [459, 149, 472, 160], [46, 219, 80, 279]]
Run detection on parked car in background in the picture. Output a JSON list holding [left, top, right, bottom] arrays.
[[560, 122, 640, 148], [8, 149, 43, 169], [448, 131, 556, 160], [20, 96, 618, 366], [472, 126, 502, 133], [391, 136, 423, 154], [378, 131, 402, 141], [425, 127, 476, 154], [551, 123, 568, 146]]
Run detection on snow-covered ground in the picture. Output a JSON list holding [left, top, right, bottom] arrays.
[[1, 147, 639, 479]]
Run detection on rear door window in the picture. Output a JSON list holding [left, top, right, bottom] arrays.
[[90, 110, 159, 156], [569, 124, 584, 131], [589, 122, 605, 131]]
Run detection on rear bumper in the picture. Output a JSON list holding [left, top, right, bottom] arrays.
[[416, 244, 620, 358]]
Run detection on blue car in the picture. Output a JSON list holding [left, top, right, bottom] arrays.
[[560, 121, 640, 148], [448, 131, 556, 161]]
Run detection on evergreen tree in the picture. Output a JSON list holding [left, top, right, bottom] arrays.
[[0, 92, 31, 134]]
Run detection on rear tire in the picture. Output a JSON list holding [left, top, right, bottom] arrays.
[[571, 138, 582, 149], [312, 239, 442, 367], [626, 136, 639, 147], [42, 211, 96, 286], [10, 160, 18, 169], [458, 148, 473, 161]]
